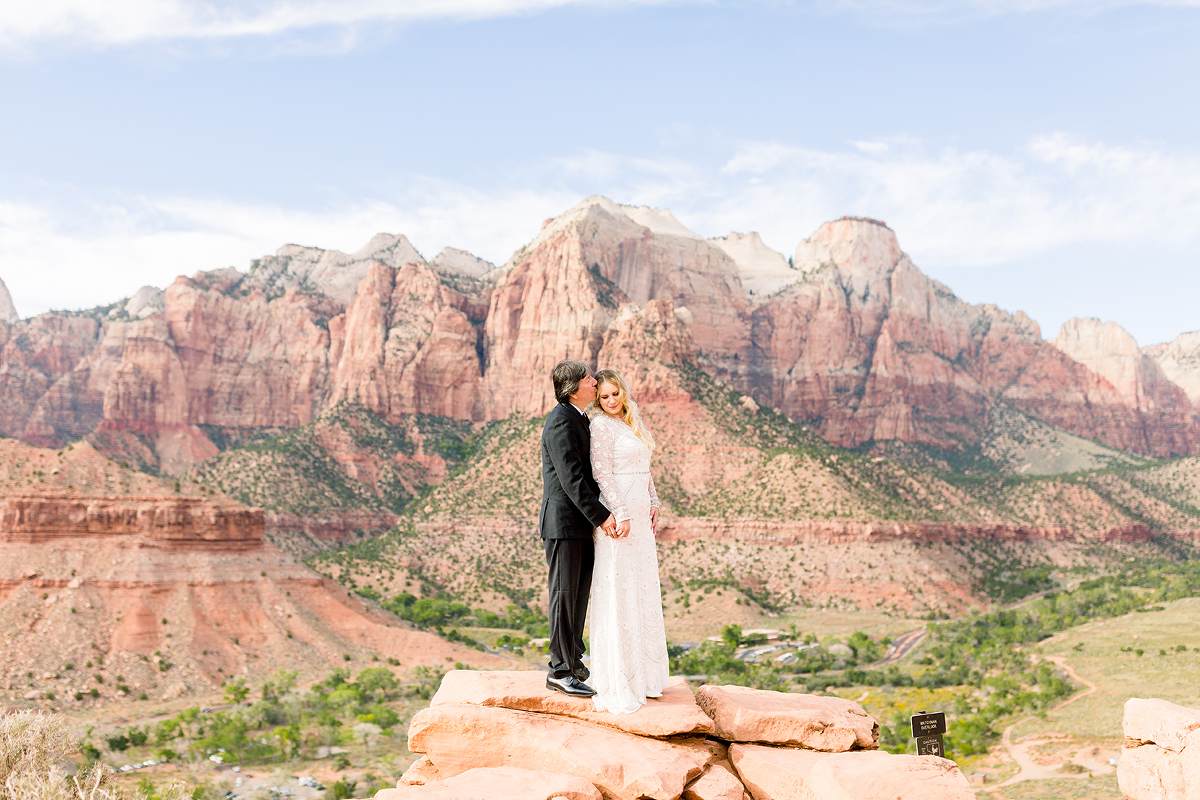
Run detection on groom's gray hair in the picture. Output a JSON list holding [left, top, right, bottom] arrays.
[[552, 359, 590, 404]]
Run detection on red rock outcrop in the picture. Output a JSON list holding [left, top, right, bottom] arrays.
[[0, 313, 103, 446], [696, 684, 878, 751], [0, 439, 507, 700], [482, 197, 748, 417], [743, 217, 1200, 456], [380, 767, 601, 800], [654, 517, 1157, 547], [430, 670, 715, 738], [0, 494, 261, 546], [329, 262, 484, 420], [729, 745, 973, 800], [391, 671, 971, 800]]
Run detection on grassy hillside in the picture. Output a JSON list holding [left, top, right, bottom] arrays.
[[188, 402, 475, 517], [297, 363, 1200, 628]]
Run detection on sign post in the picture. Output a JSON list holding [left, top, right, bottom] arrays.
[[910, 711, 947, 757]]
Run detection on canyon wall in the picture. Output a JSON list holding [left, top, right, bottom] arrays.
[[1, 197, 1197, 475]]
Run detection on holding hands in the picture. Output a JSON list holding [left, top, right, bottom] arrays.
[[599, 514, 630, 539]]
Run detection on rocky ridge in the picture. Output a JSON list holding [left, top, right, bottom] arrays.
[[2, 196, 1199, 479], [312, 304, 1200, 617], [378, 669, 973, 800]]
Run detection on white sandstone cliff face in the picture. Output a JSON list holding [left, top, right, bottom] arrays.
[[430, 247, 494, 278], [1145, 330, 1200, 405], [0, 276, 18, 324], [1051, 318, 1192, 414], [708, 231, 796, 297], [1052, 318, 1147, 406], [248, 232, 427, 307], [122, 285, 165, 319]]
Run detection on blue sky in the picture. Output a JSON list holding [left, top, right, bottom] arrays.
[[1, 0, 1198, 345]]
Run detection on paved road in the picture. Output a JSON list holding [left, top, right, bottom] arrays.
[[871, 628, 927, 667]]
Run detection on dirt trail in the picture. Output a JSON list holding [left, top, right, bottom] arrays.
[[987, 654, 1101, 795]]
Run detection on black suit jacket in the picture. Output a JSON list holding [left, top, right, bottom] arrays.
[[539, 401, 611, 539]]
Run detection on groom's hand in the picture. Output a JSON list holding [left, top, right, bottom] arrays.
[[600, 514, 617, 538]]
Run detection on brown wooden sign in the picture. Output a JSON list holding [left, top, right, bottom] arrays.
[[910, 711, 947, 737], [911, 711, 947, 757]]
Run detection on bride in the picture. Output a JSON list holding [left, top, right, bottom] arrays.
[[587, 368, 670, 714]]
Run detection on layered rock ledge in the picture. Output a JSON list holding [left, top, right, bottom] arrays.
[[377, 670, 975, 800], [0, 494, 263, 545]]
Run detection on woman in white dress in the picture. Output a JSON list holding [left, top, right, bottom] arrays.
[[587, 368, 670, 714]]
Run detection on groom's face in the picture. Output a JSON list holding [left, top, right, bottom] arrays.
[[570, 374, 597, 405]]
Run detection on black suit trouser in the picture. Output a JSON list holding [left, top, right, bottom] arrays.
[[544, 537, 594, 680]]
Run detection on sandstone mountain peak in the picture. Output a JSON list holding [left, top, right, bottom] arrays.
[[1052, 318, 1151, 409], [352, 231, 426, 265], [3, 194, 1200, 482], [255, 233, 426, 306], [793, 215, 903, 284], [1144, 329, 1200, 404], [708, 231, 796, 297], [430, 246, 494, 278], [0, 275, 17, 323], [120, 285, 165, 319], [510, 195, 706, 268]]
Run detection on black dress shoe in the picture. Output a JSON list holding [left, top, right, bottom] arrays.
[[545, 674, 596, 697], [573, 665, 590, 682]]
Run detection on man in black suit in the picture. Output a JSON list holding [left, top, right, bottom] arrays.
[[540, 359, 616, 697]]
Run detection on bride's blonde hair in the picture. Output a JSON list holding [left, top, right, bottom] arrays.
[[591, 369, 655, 451]]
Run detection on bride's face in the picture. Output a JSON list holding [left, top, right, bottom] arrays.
[[597, 381, 624, 418]]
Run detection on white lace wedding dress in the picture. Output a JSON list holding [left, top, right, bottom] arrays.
[[588, 413, 670, 714]]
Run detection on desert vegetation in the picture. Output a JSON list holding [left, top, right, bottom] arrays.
[[4, 665, 454, 800]]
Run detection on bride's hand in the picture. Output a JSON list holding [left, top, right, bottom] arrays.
[[649, 507, 659, 536], [615, 519, 631, 539]]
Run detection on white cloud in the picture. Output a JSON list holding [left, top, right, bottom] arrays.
[[698, 134, 1200, 267], [0, 0, 683, 51]]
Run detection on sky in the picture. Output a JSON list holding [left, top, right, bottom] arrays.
[[1, 0, 1198, 345]]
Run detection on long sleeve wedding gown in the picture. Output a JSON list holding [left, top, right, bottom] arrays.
[[588, 413, 670, 714]]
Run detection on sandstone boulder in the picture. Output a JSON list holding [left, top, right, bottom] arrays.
[[1126, 698, 1200, 752], [696, 685, 878, 750], [431, 670, 715, 738], [729, 744, 973, 800], [399, 756, 440, 786], [408, 702, 709, 800], [683, 759, 751, 800], [376, 766, 601, 800], [1119, 697, 1200, 799]]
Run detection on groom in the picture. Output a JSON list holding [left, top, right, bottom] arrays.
[[540, 359, 617, 697]]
